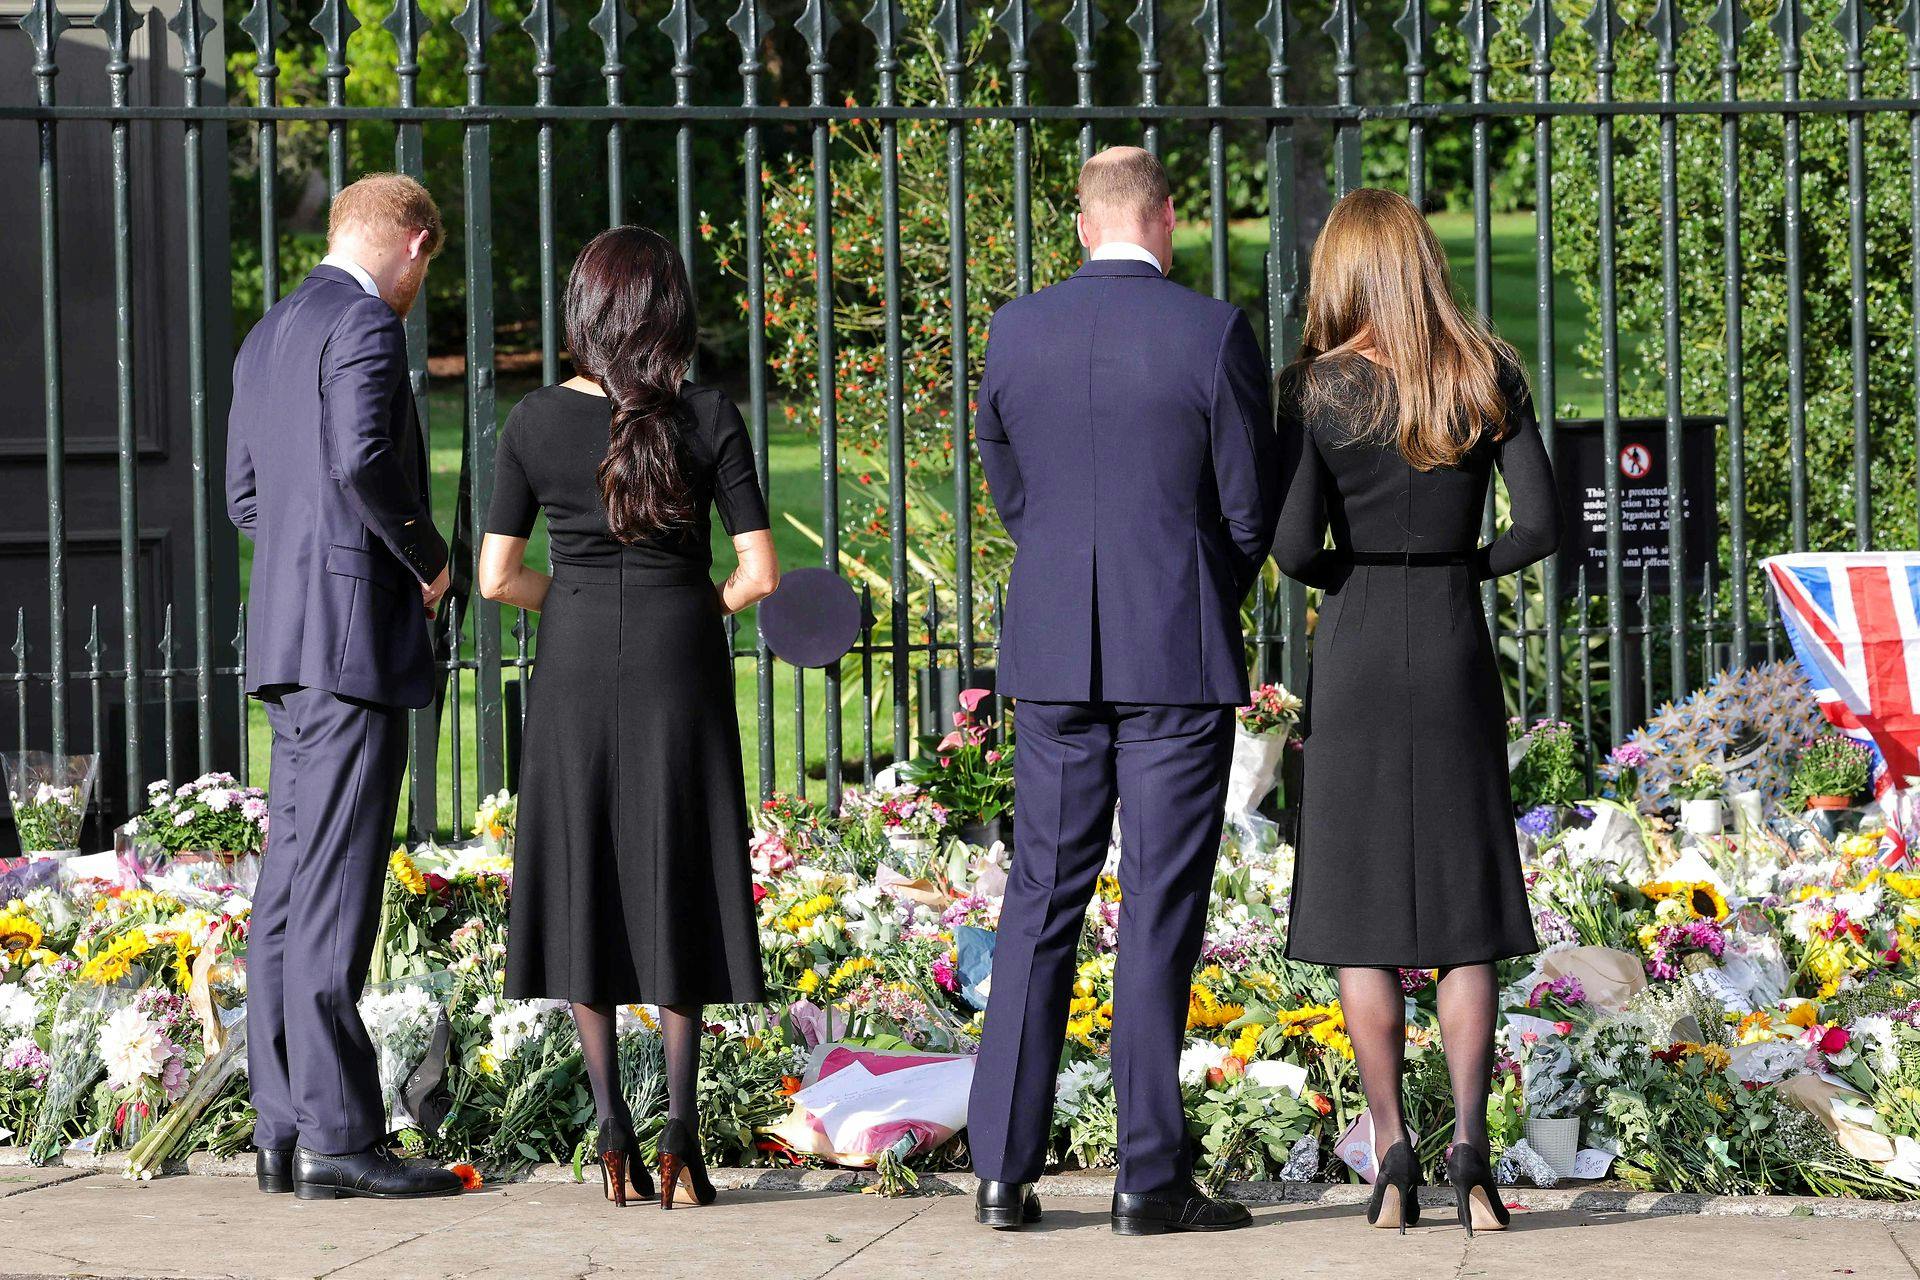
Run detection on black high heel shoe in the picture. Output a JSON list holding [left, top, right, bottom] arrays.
[[657, 1117, 717, 1209], [1444, 1143, 1509, 1236], [595, 1118, 655, 1207], [1366, 1140, 1422, 1233]]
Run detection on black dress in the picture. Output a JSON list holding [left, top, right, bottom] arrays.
[[1274, 356, 1561, 968], [489, 382, 768, 1006]]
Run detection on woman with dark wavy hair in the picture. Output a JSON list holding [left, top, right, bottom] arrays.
[[479, 226, 778, 1211]]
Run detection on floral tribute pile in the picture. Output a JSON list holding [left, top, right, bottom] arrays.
[[4, 669, 1920, 1199]]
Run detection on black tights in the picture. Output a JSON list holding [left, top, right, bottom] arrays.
[[571, 1002, 705, 1139], [1338, 963, 1498, 1155]]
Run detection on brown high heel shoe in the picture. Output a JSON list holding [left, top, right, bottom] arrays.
[[657, 1117, 717, 1209], [596, 1119, 655, 1207]]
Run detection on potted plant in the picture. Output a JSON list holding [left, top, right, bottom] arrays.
[[898, 689, 1014, 848], [3, 752, 99, 861], [1226, 683, 1303, 820], [1508, 719, 1589, 837], [1670, 763, 1725, 836], [1789, 735, 1872, 812], [133, 772, 269, 864]]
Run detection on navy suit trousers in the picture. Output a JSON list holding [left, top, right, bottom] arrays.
[[248, 686, 409, 1155], [967, 700, 1234, 1194]]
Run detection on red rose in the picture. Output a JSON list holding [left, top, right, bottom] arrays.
[[1820, 1026, 1851, 1055]]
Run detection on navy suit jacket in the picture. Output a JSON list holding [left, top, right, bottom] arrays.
[[226, 265, 448, 710], [975, 258, 1279, 706]]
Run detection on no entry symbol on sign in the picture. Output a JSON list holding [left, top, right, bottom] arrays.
[[1618, 444, 1652, 479]]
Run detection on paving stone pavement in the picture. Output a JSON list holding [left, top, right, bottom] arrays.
[[2, 1172, 1919, 1280]]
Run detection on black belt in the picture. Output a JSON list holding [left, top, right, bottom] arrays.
[[1347, 550, 1472, 567], [550, 560, 713, 588]]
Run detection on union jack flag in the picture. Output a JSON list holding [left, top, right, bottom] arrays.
[[1763, 552, 1920, 803]]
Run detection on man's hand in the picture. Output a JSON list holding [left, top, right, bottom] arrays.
[[422, 564, 451, 618]]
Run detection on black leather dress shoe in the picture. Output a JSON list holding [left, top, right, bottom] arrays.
[[975, 1179, 1043, 1229], [293, 1144, 464, 1201], [1110, 1181, 1253, 1235], [256, 1147, 295, 1194]]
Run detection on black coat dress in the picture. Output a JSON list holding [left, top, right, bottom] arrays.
[[1274, 356, 1561, 969], [489, 382, 768, 1006]]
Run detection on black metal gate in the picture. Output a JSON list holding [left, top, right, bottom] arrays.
[[3, 0, 1916, 842]]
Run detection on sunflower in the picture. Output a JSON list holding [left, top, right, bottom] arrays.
[[1640, 880, 1729, 921], [78, 930, 150, 985], [0, 910, 43, 962], [1686, 883, 1730, 922], [389, 848, 428, 896]]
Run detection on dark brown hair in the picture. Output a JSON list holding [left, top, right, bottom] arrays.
[[565, 227, 699, 543]]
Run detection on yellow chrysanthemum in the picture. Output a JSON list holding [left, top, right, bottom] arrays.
[[796, 970, 822, 995], [0, 910, 43, 963], [389, 848, 427, 896], [1230, 1022, 1264, 1061]]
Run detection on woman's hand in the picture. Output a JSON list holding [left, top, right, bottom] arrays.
[[478, 533, 552, 612], [717, 529, 780, 615]]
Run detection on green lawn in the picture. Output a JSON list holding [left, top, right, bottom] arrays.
[[243, 209, 1599, 832], [1170, 211, 1605, 417]]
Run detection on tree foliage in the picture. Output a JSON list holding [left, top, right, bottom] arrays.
[[1497, 0, 1920, 560]]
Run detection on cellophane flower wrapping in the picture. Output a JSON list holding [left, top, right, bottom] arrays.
[[28, 983, 132, 1163]]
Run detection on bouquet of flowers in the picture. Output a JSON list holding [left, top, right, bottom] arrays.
[[133, 773, 269, 858], [4, 753, 98, 856], [359, 977, 451, 1137], [1227, 683, 1303, 827], [99, 989, 196, 1147], [1237, 683, 1303, 737], [472, 790, 516, 857], [28, 983, 132, 1163]]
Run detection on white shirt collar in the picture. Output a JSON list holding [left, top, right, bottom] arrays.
[[1090, 240, 1166, 274], [320, 252, 383, 300]]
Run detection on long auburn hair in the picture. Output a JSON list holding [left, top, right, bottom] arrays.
[[565, 226, 699, 542], [1292, 188, 1518, 470]]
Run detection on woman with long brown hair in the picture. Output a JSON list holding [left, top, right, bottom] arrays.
[[1273, 188, 1561, 1235], [478, 226, 778, 1209]]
